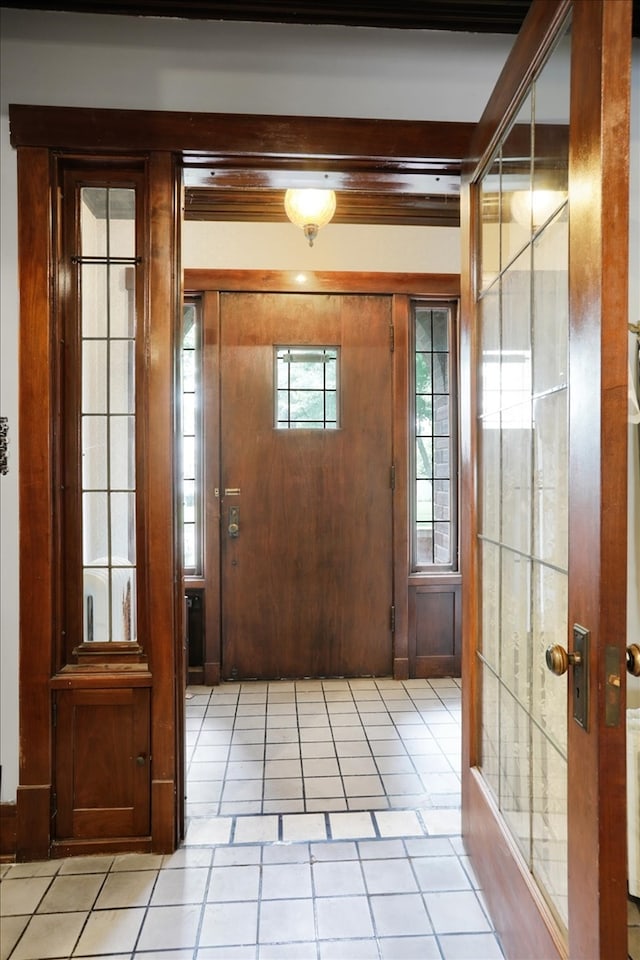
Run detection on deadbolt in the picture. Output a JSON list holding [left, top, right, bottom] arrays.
[[136, 754, 146, 766], [545, 644, 582, 676], [627, 644, 640, 677]]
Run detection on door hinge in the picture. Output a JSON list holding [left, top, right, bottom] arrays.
[[390, 324, 395, 352], [390, 464, 395, 490], [390, 605, 396, 633]]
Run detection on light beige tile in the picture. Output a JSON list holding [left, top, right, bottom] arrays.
[[2, 862, 59, 880], [11, 911, 86, 959], [95, 870, 156, 909], [111, 852, 163, 872], [150, 867, 208, 905], [136, 903, 202, 951], [37, 873, 103, 913], [329, 812, 376, 840], [374, 810, 424, 837], [184, 817, 232, 845], [0, 877, 52, 916], [58, 855, 115, 875], [74, 907, 145, 955], [281, 814, 327, 842], [233, 815, 279, 844], [0, 915, 29, 960]]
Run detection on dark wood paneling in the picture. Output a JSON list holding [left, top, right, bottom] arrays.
[[55, 687, 150, 840], [410, 582, 461, 677], [202, 291, 222, 688], [185, 271, 460, 297], [0, 804, 17, 861], [220, 292, 393, 679]]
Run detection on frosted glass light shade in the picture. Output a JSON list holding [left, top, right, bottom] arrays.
[[284, 188, 336, 246]]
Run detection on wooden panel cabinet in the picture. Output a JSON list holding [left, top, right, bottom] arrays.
[[54, 686, 151, 841], [409, 581, 461, 677]]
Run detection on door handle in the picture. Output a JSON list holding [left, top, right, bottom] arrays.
[[627, 644, 640, 677], [545, 644, 582, 676], [228, 505, 240, 538], [545, 625, 589, 730]]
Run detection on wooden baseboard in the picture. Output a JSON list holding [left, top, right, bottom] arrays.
[[0, 803, 17, 861], [16, 784, 51, 861], [51, 837, 152, 858]]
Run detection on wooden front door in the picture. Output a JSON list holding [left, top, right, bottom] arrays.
[[219, 291, 393, 680], [461, 1, 631, 957]]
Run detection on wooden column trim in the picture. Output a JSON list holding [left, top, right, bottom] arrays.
[[147, 151, 181, 853], [567, 1, 631, 955], [391, 294, 410, 680], [17, 146, 54, 861]]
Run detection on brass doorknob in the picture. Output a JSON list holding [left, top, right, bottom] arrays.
[[545, 644, 582, 676], [627, 644, 640, 677]]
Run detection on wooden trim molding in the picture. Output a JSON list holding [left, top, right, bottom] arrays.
[[184, 271, 460, 297], [0, 804, 17, 861]]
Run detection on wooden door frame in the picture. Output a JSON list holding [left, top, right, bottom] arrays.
[[10, 107, 466, 859], [184, 270, 460, 685], [460, 1, 632, 956]]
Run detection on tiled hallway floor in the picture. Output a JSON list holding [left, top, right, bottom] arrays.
[[1, 676, 636, 958]]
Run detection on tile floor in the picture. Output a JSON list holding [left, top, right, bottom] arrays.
[[1, 677, 637, 959]]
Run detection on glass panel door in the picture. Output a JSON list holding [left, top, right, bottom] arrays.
[[476, 23, 571, 933]]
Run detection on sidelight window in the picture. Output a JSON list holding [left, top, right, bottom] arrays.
[[182, 298, 203, 575], [412, 303, 458, 570], [59, 166, 146, 658]]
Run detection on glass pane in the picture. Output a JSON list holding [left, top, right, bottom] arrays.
[[110, 416, 135, 490], [502, 94, 533, 265], [416, 353, 432, 393], [83, 492, 108, 565], [289, 390, 324, 421], [433, 353, 449, 393], [479, 420, 500, 541], [110, 340, 135, 415], [416, 479, 432, 521], [81, 264, 108, 338], [110, 264, 136, 338], [415, 311, 432, 351], [531, 562, 568, 755], [433, 479, 450, 521], [480, 157, 501, 291], [325, 391, 337, 423], [416, 396, 432, 436], [184, 524, 196, 570], [531, 725, 568, 929], [83, 568, 109, 642], [415, 523, 433, 564], [183, 349, 196, 393], [289, 360, 325, 390], [480, 540, 501, 671], [111, 491, 136, 564], [183, 479, 196, 523], [500, 686, 531, 860], [434, 522, 451, 565], [432, 311, 449, 351], [433, 436, 450, 479], [500, 549, 531, 707], [533, 390, 568, 569], [416, 438, 432, 478], [183, 436, 196, 480], [480, 663, 500, 799], [111, 567, 136, 643], [533, 208, 568, 395], [82, 416, 107, 490], [479, 290, 501, 421], [108, 189, 136, 258], [183, 392, 196, 437], [81, 188, 108, 258], [433, 395, 450, 436], [82, 340, 108, 414]]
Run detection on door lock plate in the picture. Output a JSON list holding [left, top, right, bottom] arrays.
[[572, 624, 589, 730], [228, 505, 240, 538]]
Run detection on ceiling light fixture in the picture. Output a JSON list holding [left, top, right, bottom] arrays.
[[284, 188, 336, 247]]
